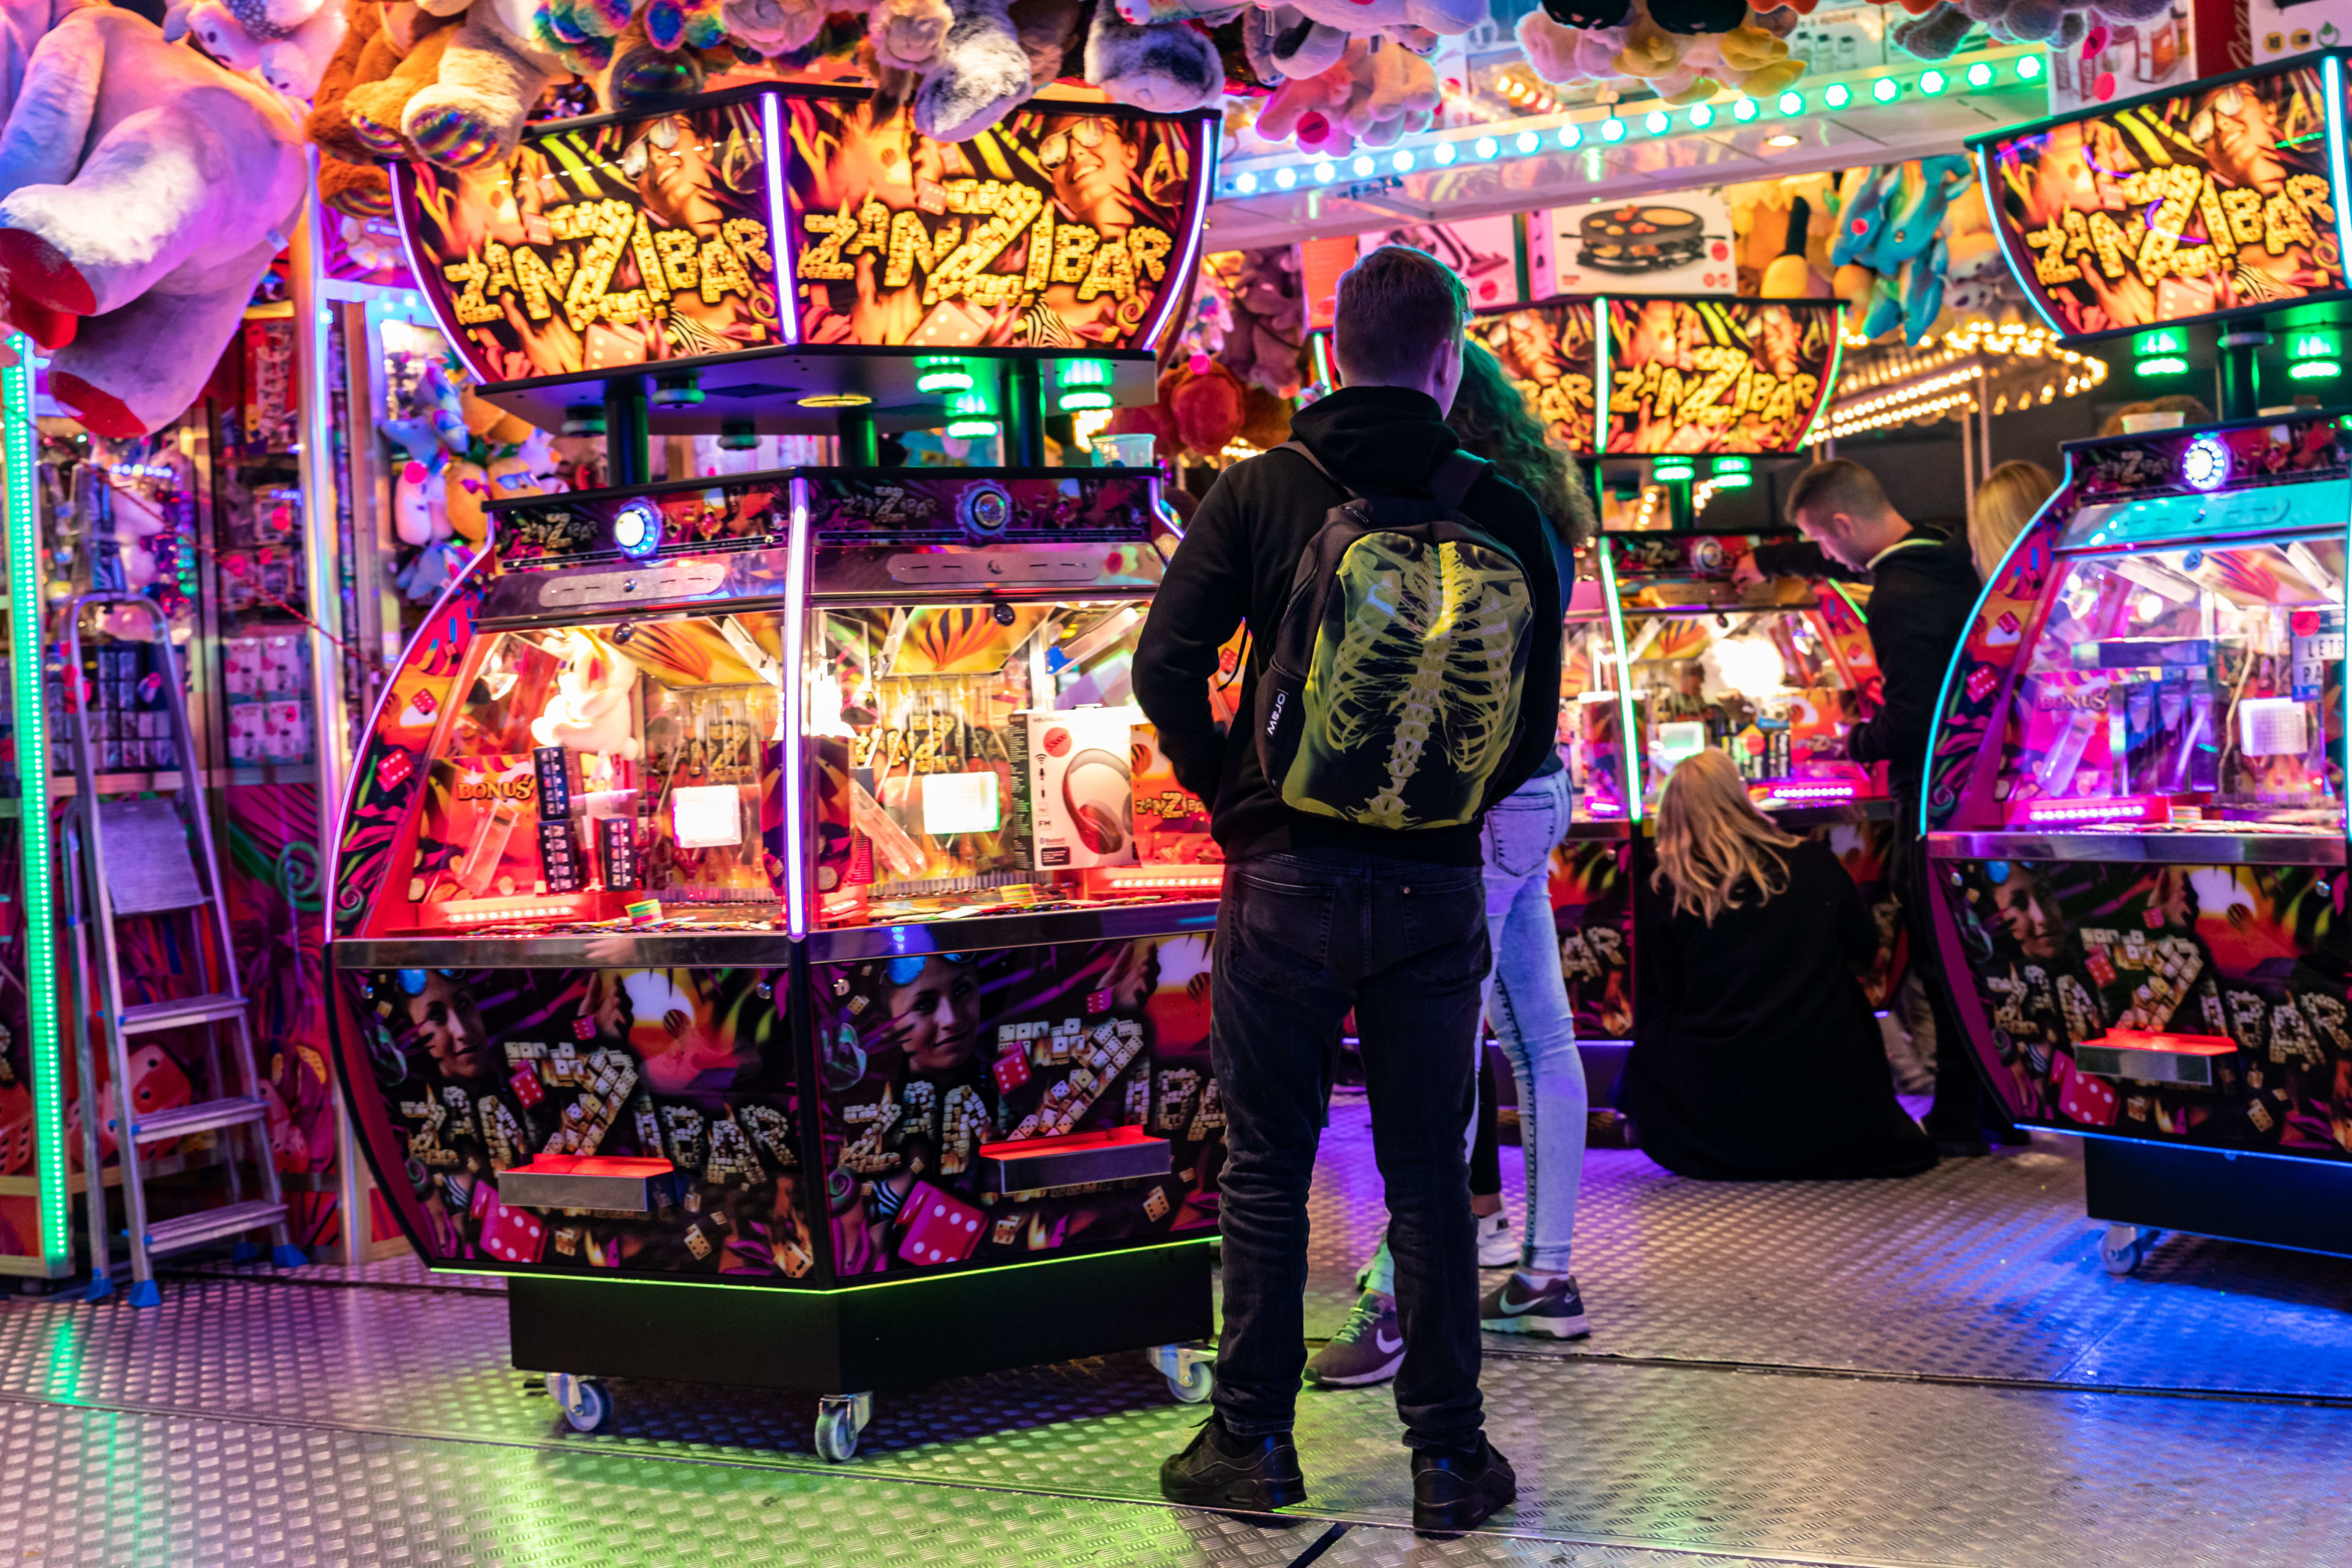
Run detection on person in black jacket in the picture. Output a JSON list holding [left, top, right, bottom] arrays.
[[1135, 246, 1559, 1536], [1734, 459, 2013, 1155], [1625, 749, 1936, 1180]]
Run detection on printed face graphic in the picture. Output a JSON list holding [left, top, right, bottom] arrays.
[[886, 956, 983, 1072], [408, 971, 494, 1081]]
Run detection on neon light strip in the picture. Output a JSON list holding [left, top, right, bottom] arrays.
[[2018, 797, 2157, 823], [1596, 542, 1642, 822], [1138, 114, 1219, 352], [761, 92, 801, 349], [1768, 783, 1858, 800], [783, 477, 810, 940], [1793, 320, 1847, 450], [3, 336, 63, 1273], [2329, 57, 2352, 292], [1973, 142, 2070, 341], [444, 1232, 1216, 1292], [1592, 296, 1611, 456]]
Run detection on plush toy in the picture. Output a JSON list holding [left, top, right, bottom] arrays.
[[532, 630, 643, 758], [909, 0, 1032, 140], [1083, 1, 1224, 112], [1243, 4, 1348, 81], [318, 151, 392, 217], [870, 0, 953, 69], [1254, 52, 1356, 151], [445, 458, 490, 542], [1008, 0, 1082, 85], [723, 0, 824, 56], [1515, 9, 1627, 85], [336, 12, 459, 157], [1278, 0, 1481, 43], [392, 458, 451, 546], [399, 0, 560, 170], [0, 0, 307, 437]]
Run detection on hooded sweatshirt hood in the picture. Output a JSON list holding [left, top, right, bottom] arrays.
[[1288, 385, 1462, 495]]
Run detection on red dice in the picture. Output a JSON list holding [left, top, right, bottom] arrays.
[[375, 748, 415, 793], [992, 1049, 1030, 1096], [510, 1066, 545, 1107], [2056, 1057, 2120, 1128], [478, 1191, 549, 1263], [896, 1181, 984, 1267]]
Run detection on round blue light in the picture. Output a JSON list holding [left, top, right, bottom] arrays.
[[1558, 124, 1581, 148], [1600, 117, 1626, 143], [2182, 435, 2231, 492], [1275, 165, 1297, 190], [1392, 148, 1415, 172], [613, 501, 662, 558], [1235, 170, 1259, 195], [1313, 160, 1335, 183], [1645, 110, 1668, 134], [1434, 141, 1457, 166], [1475, 136, 1499, 159], [1352, 154, 1374, 177], [1515, 130, 1539, 154]]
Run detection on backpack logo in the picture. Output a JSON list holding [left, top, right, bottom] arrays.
[[1265, 690, 1287, 735]]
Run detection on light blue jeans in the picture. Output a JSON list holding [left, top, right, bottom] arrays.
[[1476, 767, 1585, 1275], [1363, 767, 1585, 1290]]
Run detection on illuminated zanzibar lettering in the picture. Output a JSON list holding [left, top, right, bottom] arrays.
[[799, 184, 1174, 307], [442, 199, 774, 331], [1610, 347, 1821, 431], [2021, 169, 2335, 286]]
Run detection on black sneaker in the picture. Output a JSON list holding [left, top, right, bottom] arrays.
[[1304, 1290, 1404, 1388], [1159, 1414, 1306, 1513], [1411, 1436, 1517, 1537], [1480, 1272, 1590, 1339]]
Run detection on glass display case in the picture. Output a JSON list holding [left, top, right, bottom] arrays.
[[1924, 409, 2352, 1264], [1545, 527, 1910, 1051]]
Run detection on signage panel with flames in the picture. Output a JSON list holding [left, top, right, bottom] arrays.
[[1971, 55, 2352, 341]]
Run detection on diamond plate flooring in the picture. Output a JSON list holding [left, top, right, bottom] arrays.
[[7, 1101, 2352, 1564]]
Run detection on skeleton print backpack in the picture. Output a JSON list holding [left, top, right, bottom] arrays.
[[1254, 442, 1538, 832]]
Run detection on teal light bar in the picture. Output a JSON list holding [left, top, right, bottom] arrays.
[[2, 333, 62, 1276]]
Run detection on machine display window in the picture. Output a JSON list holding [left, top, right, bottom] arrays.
[[806, 597, 1219, 930], [1562, 619, 1632, 821], [2008, 537, 2347, 832]]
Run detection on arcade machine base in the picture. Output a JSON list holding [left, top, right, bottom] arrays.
[[510, 1238, 1215, 1457], [2083, 1139, 2352, 1276]]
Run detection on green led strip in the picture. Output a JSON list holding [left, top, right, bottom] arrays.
[[2, 334, 63, 1273]]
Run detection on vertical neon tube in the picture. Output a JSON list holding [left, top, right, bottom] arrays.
[[4, 336, 63, 1273], [1792, 308, 1846, 450], [1597, 542, 1642, 823], [761, 92, 801, 348], [1593, 297, 1611, 456], [782, 477, 810, 939], [2329, 58, 2352, 288]]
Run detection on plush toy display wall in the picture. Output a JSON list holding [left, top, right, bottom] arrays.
[[0, 0, 308, 437]]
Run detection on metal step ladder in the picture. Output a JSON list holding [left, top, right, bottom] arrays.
[[59, 594, 303, 1306]]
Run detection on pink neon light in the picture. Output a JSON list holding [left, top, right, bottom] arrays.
[[2016, 795, 2168, 826]]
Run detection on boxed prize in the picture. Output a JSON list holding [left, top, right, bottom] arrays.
[[1009, 706, 1139, 870], [1128, 723, 1216, 865]]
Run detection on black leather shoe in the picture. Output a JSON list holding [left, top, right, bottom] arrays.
[[1159, 1414, 1306, 1514], [1411, 1436, 1517, 1537]]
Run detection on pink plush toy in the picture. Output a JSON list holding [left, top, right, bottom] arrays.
[[1515, 9, 1626, 84], [0, 0, 307, 436]]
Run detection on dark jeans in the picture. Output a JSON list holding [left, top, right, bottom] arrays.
[[1210, 848, 1489, 1451]]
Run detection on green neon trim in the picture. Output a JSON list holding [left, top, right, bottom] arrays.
[[947, 420, 1001, 438], [2137, 355, 2189, 375], [1058, 390, 1115, 410], [428, 1234, 1218, 1292], [1593, 296, 1611, 459], [2289, 360, 2341, 380], [1711, 454, 1753, 474], [4, 334, 62, 1272], [1792, 324, 1847, 450], [2135, 327, 2185, 354], [1597, 543, 1643, 823], [2287, 330, 2340, 360], [1058, 358, 1114, 388], [1654, 459, 1697, 481]]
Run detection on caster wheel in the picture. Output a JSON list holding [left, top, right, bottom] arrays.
[[815, 1392, 871, 1463], [1147, 1342, 1216, 1404], [2100, 1223, 2156, 1276], [1166, 1359, 1215, 1404], [548, 1373, 612, 1433]]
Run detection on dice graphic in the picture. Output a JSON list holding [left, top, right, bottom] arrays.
[[992, 1049, 1031, 1096], [479, 1195, 549, 1263], [897, 1181, 985, 1267], [2056, 1057, 2120, 1128], [510, 1066, 545, 1107], [374, 747, 415, 793]]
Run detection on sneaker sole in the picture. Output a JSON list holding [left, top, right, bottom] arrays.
[[1482, 1312, 1590, 1339], [1303, 1351, 1407, 1388], [1161, 1476, 1308, 1512]]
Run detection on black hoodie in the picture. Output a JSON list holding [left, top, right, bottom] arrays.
[[1133, 385, 1566, 867]]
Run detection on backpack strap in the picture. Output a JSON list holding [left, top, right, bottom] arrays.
[[1278, 439, 1488, 510], [1275, 439, 1354, 499]]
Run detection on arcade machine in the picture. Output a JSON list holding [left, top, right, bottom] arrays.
[[326, 85, 1223, 1457], [1929, 51, 2352, 1273], [1471, 295, 1901, 1051]]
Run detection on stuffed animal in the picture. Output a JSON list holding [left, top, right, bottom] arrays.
[[0, 0, 307, 437], [338, 13, 459, 157], [318, 151, 392, 217], [1278, 0, 1482, 43], [1515, 9, 1627, 85], [399, 0, 560, 170], [908, 0, 1032, 139], [870, 0, 954, 69], [1008, 0, 1082, 85], [532, 630, 643, 758], [1243, 4, 1348, 81], [1083, 1, 1224, 113]]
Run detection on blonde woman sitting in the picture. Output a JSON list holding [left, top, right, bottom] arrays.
[[1624, 752, 1937, 1182]]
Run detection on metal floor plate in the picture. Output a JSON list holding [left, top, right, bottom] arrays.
[[7, 1096, 2352, 1564]]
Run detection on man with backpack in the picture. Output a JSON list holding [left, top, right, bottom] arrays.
[[1134, 245, 1563, 1536]]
